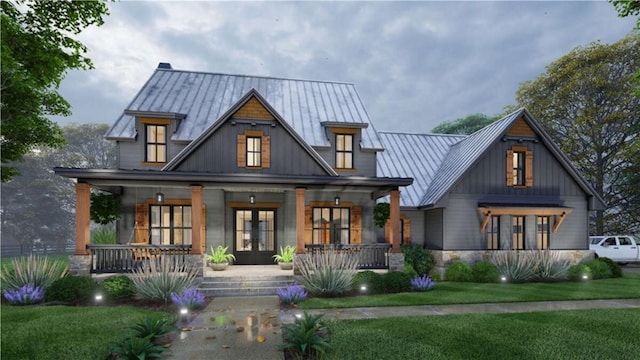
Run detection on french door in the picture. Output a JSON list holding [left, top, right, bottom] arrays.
[[233, 209, 276, 265]]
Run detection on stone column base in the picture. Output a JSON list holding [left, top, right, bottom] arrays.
[[69, 255, 91, 276], [388, 253, 405, 272]]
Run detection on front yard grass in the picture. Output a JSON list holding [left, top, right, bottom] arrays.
[[325, 308, 640, 360], [300, 275, 640, 309], [1, 305, 168, 360]]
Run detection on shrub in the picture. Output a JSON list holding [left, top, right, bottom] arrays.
[[471, 261, 500, 283], [567, 264, 592, 281], [410, 275, 436, 291], [281, 312, 331, 358], [132, 257, 199, 304], [0, 254, 68, 291], [100, 275, 136, 301], [584, 259, 613, 280], [445, 261, 473, 282], [297, 250, 359, 297], [130, 316, 179, 343], [111, 335, 168, 360], [3, 284, 44, 305], [351, 271, 384, 294], [401, 245, 435, 276], [403, 263, 418, 278], [45, 275, 97, 304], [277, 284, 308, 305], [531, 250, 570, 282], [91, 226, 116, 244], [170, 286, 206, 310], [490, 251, 536, 282], [429, 270, 442, 282], [381, 271, 412, 293], [597, 257, 623, 278]]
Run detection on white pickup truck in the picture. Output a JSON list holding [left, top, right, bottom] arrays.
[[589, 235, 640, 264]]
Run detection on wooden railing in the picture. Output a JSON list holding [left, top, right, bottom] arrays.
[[87, 244, 192, 274], [304, 244, 391, 269]]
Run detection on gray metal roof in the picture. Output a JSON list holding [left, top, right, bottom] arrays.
[[377, 132, 465, 207], [105, 66, 383, 149]]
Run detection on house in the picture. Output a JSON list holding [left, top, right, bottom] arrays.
[[55, 63, 604, 275]]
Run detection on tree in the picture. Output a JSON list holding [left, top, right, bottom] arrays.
[[610, 0, 640, 30], [0, 0, 110, 181], [431, 114, 498, 135], [507, 35, 640, 235]]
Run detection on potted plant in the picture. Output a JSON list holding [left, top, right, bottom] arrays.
[[273, 245, 295, 270], [206, 245, 236, 271]]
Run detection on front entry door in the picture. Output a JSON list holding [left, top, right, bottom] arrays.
[[233, 209, 276, 265]]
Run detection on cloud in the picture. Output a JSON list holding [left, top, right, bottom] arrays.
[[55, 1, 637, 133]]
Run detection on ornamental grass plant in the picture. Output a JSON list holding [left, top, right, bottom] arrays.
[[0, 254, 68, 291], [531, 250, 570, 281], [132, 257, 199, 304], [298, 250, 359, 297], [490, 251, 536, 282]]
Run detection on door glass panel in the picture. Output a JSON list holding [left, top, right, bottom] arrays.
[[183, 207, 192, 226], [258, 211, 275, 251], [236, 210, 252, 251]]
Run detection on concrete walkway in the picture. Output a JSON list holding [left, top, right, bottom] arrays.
[[167, 297, 640, 360]]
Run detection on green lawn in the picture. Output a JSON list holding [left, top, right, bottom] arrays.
[[1, 305, 169, 360], [300, 275, 640, 309], [324, 308, 640, 359]]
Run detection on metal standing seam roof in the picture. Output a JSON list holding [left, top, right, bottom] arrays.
[[105, 67, 383, 150], [377, 132, 466, 207]]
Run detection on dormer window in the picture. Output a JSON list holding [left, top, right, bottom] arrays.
[[145, 124, 167, 163], [336, 134, 353, 169], [506, 146, 533, 187]]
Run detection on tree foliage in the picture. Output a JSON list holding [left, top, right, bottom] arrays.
[[507, 35, 640, 235], [431, 113, 497, 135], [610, 0, 640, 30], [0, 0, 110, 181]]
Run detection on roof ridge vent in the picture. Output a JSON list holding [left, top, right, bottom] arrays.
[[157, 62, 172, 69]]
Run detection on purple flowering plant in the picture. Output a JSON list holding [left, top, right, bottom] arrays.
[[3, 284, 44, 305], [170, 286, 205, 310], [277, 284, 308, 305], [411, 275, 436, 292]]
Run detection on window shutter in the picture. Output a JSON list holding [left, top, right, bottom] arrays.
[[200, 204, 207, 253], [525, 150, 534, 187], [506, 149, 514, 186], [237, 134, 246, 167], [262, 135, 270, 168], [350, 207, 362, 244], [134, 204, 149, 244], [304, 206, 313, 244], [402, 217, 411, 245]]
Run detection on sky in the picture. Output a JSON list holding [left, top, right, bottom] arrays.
[[52, 0, 637, 134]]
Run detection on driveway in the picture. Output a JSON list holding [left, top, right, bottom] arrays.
[[622, 263, 640, 275]]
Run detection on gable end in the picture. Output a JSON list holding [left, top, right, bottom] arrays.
[[506, 117, 536, 137], [232, 97, 275, 120]]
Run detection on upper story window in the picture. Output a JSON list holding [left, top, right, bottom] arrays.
[[336, 134, 353, 169], [246, 136, 262, 167], [506, 146, 533, 187], [146, 124, 167, 163]]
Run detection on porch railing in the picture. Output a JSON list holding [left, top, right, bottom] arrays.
[[87, 244, 192, 274], [304, 244, 391, 269]]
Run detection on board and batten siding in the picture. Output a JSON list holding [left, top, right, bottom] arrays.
[[424, 208, 444, 250], [174, 122, 328, 175], [402, 210, 424, 246]]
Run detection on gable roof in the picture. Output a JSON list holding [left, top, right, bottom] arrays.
[[163, 88, 337, 175], [378, 108, 605, 209], [105, 66, 383, 150]]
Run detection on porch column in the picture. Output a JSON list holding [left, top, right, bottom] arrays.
[[191, 185, 203, 255], [75, 182, 91, 255], [389, 189, 401, 253], [295, 187, 306, 254]]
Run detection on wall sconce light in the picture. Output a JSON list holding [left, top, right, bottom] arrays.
[[249, 194, 256, 204], [155, 191, 165, 203], [334, 196, 340, 206]]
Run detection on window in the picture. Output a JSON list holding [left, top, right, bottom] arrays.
[[506, 146, 533, 187], [312, 207, 350, 244], [246, 136, 262, 167], [487, 216, 500, 250], [146, 124, 167, 163], [149, 205, 192, 245], [335, 134, 353, 169], [512, 216, 525, 250], [537, 216, 550, 250]]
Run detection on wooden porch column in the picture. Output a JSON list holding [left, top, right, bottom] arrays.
[[191, 185, 203, 255], [295, 187, 306, 254], [75, 183, 91, 255], [389, 189, 401, 253]]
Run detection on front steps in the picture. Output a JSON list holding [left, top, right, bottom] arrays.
[[198, 274, 295, 297]]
